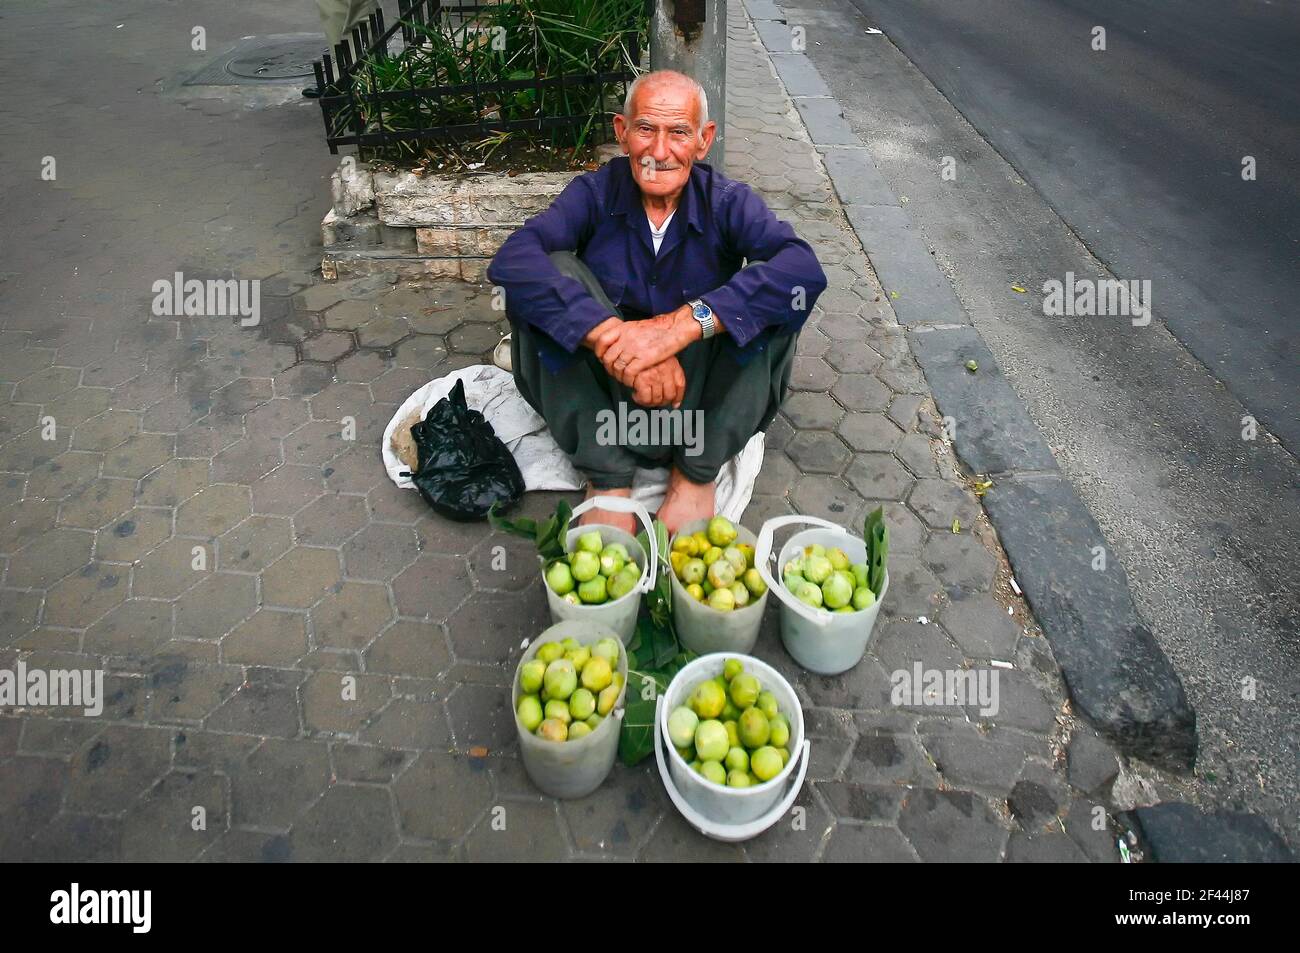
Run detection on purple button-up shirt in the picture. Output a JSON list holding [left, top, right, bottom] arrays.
[[487, 157, 827, 372]]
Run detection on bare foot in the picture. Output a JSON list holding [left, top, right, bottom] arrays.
[[579, 484, 637, 536], [657, 468, 715, 536]]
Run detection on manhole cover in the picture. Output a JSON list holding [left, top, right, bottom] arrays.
[[227, 38, 325, 80], [186, 34, 328, 87]]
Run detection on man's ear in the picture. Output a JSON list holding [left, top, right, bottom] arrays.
[[696, 120, 717, 160], [612, 114, 630, 153]]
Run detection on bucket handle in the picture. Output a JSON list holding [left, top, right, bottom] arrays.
[[754, 515, 857, 628], [654, 695, 811, 842], [570, 495, 658, 595]]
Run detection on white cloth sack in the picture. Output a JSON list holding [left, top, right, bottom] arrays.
[[381, 364, 764, 522]]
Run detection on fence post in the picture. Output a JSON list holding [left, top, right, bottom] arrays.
[[649, 0, 726, 173]]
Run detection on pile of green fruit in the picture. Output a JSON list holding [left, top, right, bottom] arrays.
[[782, 543, 877, 612], [517, 636, 624, 743], [668, 516, 767, 612], [545, 529, 642, 606], [667, 659, 792, 787]]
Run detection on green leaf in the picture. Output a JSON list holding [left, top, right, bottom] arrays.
[[617, 652, 695, 766], [488, 499, 572, 562]]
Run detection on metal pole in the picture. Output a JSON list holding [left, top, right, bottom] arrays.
[[650, 0, 726, 173]]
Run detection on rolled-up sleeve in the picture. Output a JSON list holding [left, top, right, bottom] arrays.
[[486, 177, 613, 354], [699, 183, 827, 348]]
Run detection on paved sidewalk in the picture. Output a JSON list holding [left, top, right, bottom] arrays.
[[0, 0, 1120, 861]]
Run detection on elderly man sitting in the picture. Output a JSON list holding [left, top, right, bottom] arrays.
[[487, 70, 826, 535]]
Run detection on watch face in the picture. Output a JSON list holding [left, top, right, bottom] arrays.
[[692, 302, 711, 320]]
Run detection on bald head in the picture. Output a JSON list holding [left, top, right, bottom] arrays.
[[623, 70, 709, 130]]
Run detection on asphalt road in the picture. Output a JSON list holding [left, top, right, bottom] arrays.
[[781, 0, 1300, 841], [848, 0, 1300, 450]]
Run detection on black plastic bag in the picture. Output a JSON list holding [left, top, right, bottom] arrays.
[[403, 379, 525, 521]]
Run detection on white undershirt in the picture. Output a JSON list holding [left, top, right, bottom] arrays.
[[648, 210, 676, 254]]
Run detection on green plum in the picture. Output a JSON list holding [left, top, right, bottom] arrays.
[[537, 641, 565, 664], [516, 694, 543, 732], [729, 581, 750, 607], [794, 580, 824, 608], [803, 554, 833, 585], [723, 720, 740, 748], [707, 587, 735, 612], [751, 746, 783, 782], [769, 713, 790, 749], [568, 688, 596, 721], [581, 655, 613, 692], [729, 673, 761, 709], [700, 760, 727, 786], [706, 559, 736, 590], [519, 659, 546, 695], [537, 718, 567, 742], [722, 546, 747, 574], [668, 706, 699, 749], [725, 746, 749, 773], [723, 658, 743, 682], [577, 576, 608, 604], [545, 561, 574, 596], [576, 530, 603, 554], [592, 637, 621, 667], [564, 645, 591, 671], [597, 674, 622, 715], [707, 516, 738, 548], [543, 659, 577, 700], [681, 558, 706, 586], [743, 568, 767, 597], [544, 699, 572, 725], [570, 550, 600, 583], [738, 707, 771, 748], [852, 562, 870, 589], [689, 679, 726, 719], [828, 547, 850, 571], [852, 586, 876, 611], [821, 571, 853, 610], [694, 719, 730, 762], [567, 721, 593, 741], [757, 691, 779, 720], [607, 563, 641, 600], [727, 769, 753, 788]]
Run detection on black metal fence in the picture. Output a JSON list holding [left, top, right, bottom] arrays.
[[312, 0, 642, 156]]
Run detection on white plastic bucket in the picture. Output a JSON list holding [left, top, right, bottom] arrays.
[[543, 495, 658, 644], [755, 515, 890, 676], [512, 619, 629, 799], [655, 653, 808, 838], [668, 519, 768, 656]]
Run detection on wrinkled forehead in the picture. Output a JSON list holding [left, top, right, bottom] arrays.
[[628, 80, 701, 127]]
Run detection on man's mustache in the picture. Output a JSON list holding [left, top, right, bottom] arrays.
[[638, 159, 682, 172]]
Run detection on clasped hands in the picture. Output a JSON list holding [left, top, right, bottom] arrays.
[[584, 306, 698, 408]]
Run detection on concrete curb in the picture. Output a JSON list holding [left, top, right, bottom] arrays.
[[743, 0, 1197, 771]]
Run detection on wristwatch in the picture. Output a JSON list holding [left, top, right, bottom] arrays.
[[688, 299, 716, 339]]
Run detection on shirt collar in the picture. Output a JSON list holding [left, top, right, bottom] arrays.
[[609, 156, 706, 235]]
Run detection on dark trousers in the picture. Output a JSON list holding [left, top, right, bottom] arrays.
[[509, 252, 796, 488]]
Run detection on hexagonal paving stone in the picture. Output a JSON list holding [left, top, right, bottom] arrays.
[[135, 459, 208, 509], [283, 420, 349, 467], [392, 553, 473, 622], [70, 410, 140, 451], [211, 378, 273, 416], [6, 527, 93, 588], [102, 433, 174, 478], [131, 537, 210, 599], [394, 752, 490, 842], [13, 366, 80, 403], [251, 464, 325, 516], [895, 432, 940, 478], [447, 323, 501, 355], [815, 312, 869, 341], [322, 447, 388, 496], [205, 667, 304, 738], [360, 696, 451, 751], [881, 559, 946, 620], [302, 330, 354, 363], [788, 356, 839, 391], [468, 534, 541, 591], [394, 335, 448, 368], [445, 682, 516, 751], [210, 436, 283, 484], [446, 587, 548, 663], [27, 450, 102, 500], [177, 485, 251, 538], [825, 340, 883, 374], [288, 784, 397, 861], [175, 572, 258, 641], [838, 413, 904, 453], [897, 787, 1007, 862], [356, 316, 409, 349], [218, 515, 293, 572], [922, 532, 996, 595], [293, 493, 369, 546], [785, 430, 852, 476], [296, 283, 348, 312], [790, 475, 861, 523], [744, 783, 835, 862], [42, 562, 128, 627], [941, 591, 1021, 659], [229, 738, 331, 829], [0, 429, 66, 474], [0, 757, 68, 856], [0, 499, 58, 555], [832, 373, 891, 412], [908, 479, 981, 530], [341, 522, 420, 581], [752, 450, 799, 496], [96, 507, 172, 562], [261, 547, 342, 609], [464, 800, 568, 862], [782, 391, 844, 430], [84, 599, 173, 656], [363, 619, 449, 678], [310, 581, 393, 651], [371, 366, 433, 405], [58, 478, 136, 530], [336, 350, 389, 382], [244, 398, 309, 438], [844, 452, 915, 502], [273, 362, 333, 398], [320, 298, 378, 330], [64, 725, 173, 815], [120, 770, 225, 862], [301, 669, 389, 734], [222, 609, 309, 666], [822, 823, 917, 862]]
